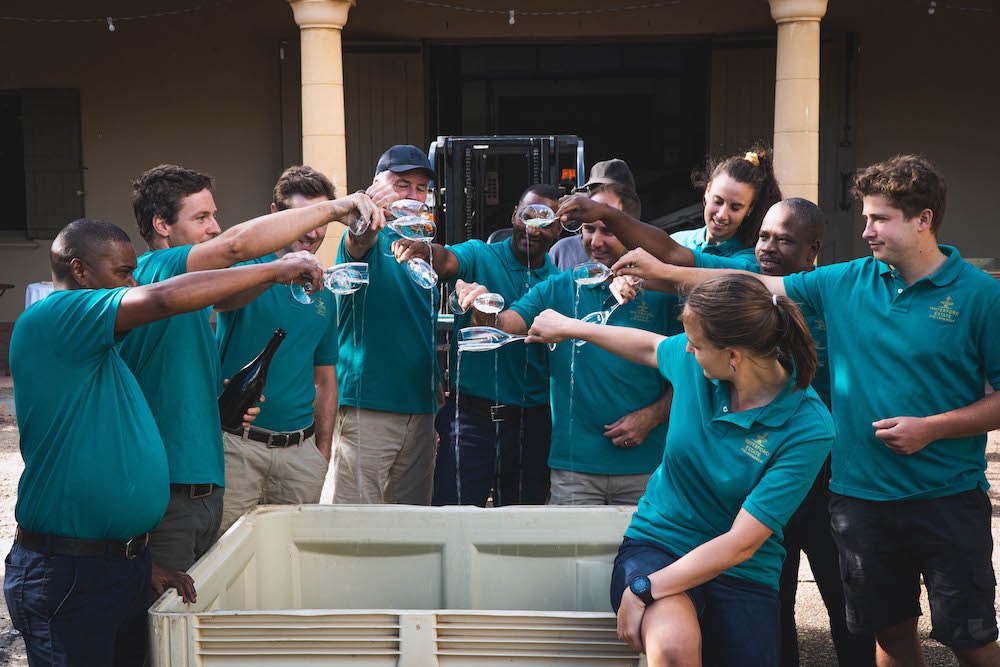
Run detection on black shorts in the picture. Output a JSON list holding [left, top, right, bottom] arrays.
[[829, 488, 998, 649], [611, 537, 779, 666]]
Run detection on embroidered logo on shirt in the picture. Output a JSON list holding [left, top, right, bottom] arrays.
[[741, 432, 771, 463], [316, 298, 327, 318], [928, 296, 958, 323], [630, 299, 654, 324]]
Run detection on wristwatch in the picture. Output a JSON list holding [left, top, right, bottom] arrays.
[[628, 575, 655, 605]]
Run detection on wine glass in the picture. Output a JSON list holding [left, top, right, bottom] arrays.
[[384, 200, 438, 289], [519, 204, 557, 228], [571, 260, 613, 286], [290, 262, 370, 304], [457, 326, 527, 352], [448, 291, 505, 315]]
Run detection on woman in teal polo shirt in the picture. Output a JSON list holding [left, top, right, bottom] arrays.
[[671, 147, 783, 267], [526, 274, 834, 666]]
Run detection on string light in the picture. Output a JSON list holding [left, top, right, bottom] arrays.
[[0, 0, 239, 28], [402, 0, 680, 20]]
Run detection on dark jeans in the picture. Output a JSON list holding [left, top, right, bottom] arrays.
[[612, 537, 780, 667], [779, 460, 875, 667], [433, 395, 551, 506], [4, 542, 151, 667]]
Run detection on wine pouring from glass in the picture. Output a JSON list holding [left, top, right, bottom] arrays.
[[573, 275, 644, 347], [291, 262, 370, 305], [385, 199, 438, 289]]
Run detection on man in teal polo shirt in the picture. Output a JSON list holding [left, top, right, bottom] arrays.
[[395, 183, 563, 506], [332, 145, 440, 505], [4, 218, 322, 666], [458, 183, 674, 505], [215, 166, 340, 534], [120, 164, 378, 580], [610, 156, 1000, 666]]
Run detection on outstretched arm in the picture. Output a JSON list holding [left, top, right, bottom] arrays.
[[115, 256, 322, 333], [555, 194, 695, 266], [187, 193, 382, 271], [613, 248, 787, 296], [526, 308, 663, 368]]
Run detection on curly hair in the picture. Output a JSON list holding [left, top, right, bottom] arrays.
[[131, 164, 214, 243], [851, 155, 947, 233], [691, 144, 783, 248], [273, 165, 336, 210]]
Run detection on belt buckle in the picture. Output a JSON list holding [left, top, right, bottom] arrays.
[[124, 534, 148, 560], [266, 433, 289, 448], [190, 484, 214, 499], [490, 404, 507, 423]]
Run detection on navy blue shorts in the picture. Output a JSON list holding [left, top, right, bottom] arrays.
[[830, 488, 998, 649], [611, 537, 780, 666]]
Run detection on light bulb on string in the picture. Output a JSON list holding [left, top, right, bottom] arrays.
[[508, 9, 515, 25], [106, 16, 116, 31]]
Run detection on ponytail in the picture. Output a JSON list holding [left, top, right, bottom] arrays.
[[683, 275, 816, 391], [772, 294, 816, 391]]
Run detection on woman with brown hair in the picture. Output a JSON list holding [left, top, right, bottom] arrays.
[[526, 273, 834, 666], [671, 147, 783, 263]]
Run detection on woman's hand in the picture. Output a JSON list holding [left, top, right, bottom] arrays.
[[525, 309, 578, 345], [612, 248, 672, 282], [616, 588, 646, 654]]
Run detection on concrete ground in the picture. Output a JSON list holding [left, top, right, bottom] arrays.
[[0, 397, 996, 665]]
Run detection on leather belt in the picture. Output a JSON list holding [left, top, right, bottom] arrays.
[[16, 527, 149, 560], [170, 483, 217, 499], [222, 423, 316, 448]]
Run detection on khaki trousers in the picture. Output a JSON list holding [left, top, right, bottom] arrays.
[[218, 430, 328, 534], [548, 469, 651, 506], [331, 406, 436, 505]]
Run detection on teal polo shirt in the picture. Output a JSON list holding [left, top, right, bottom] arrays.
[[672, 226, 757, 268], [336, 230, 439, 414], [118, 246, 225, 487], [626, 335, 834, 590], [784, 245, 1000, 501], [691, 252, 831, 407], [449, 238, 559, 407], [217, 254, 339, 432], [11, 289, 169, 539], [510, 271, 678, 475]]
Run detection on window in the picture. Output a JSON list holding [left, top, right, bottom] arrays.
[[0, 89, 84, 239]]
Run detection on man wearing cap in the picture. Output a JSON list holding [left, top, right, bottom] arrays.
[[393, 183, 564, 506], [214, 166, 340, 534], [332, 145, 440, 505], [549, 158, 636, 271]]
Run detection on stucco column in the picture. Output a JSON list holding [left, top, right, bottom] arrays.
[[287, 0, 355, 265], [769, 0, 828, 204]]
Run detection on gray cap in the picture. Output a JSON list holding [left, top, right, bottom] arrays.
[[578, 158, 635, 192]]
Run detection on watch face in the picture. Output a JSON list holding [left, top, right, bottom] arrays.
[[630, 576, 650, 595]]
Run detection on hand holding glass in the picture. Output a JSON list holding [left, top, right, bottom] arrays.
[[291, 262, 370, 304]]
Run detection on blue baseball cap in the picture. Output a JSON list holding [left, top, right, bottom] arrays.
[[374, 145, 435, 180]]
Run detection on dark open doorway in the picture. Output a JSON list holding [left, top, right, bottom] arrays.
[[428, 42, 710, 224]]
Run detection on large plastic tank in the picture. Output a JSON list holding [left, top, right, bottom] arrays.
[[149, 505, 644, 666]]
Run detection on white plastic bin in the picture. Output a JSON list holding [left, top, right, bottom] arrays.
[[149, 505, 643, 666]]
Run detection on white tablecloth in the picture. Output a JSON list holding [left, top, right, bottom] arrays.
[[25, 282, 54, 308]]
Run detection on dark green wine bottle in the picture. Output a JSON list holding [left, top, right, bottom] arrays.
[[218, 329, 285, 430]]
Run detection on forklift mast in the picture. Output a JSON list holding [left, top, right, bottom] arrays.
[[427, 135, 585, 245]]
